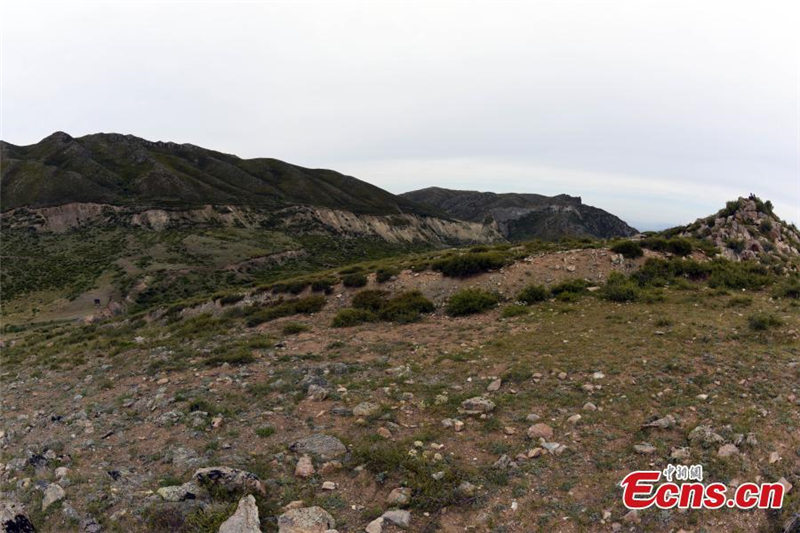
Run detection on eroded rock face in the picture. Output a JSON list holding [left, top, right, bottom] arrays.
[[277, 506, 335, 533], [289, 434, 346, 461], [219, 495, 260, 533], [192, 467, 266, 496]]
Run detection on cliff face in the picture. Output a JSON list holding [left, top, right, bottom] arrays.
[[2, 202, 502, 244], [401, 187, 637, 240]]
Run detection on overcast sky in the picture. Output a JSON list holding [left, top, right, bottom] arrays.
[[2, 0, 798, 230]]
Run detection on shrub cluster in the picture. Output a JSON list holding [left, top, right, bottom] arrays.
[[332, 290, 435, 327], [610, 240, 643, 259], [446, 288, 500, 316], [342, 272, 368, 288], [517, 284, 549, 304], [375, 266, 400, 283], [432, 252, 508, 277], [747, 312, 782, 331], [599, 272, 640, 302], [640, 237, 694, 256], [240, 295, 326, 327]]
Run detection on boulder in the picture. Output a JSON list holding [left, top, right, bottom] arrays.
[[290, 435, 347, 461], [278, 506, 335, 533], [0, 502, 35, 533], [219, 494, 260, 533], [193, 467, 266, 496]]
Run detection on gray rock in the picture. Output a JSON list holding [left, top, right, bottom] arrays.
[[219, 494, 260, 533], [381, 509, 411, 529], [307, 385, 328, 402], [365, 517, 383, 533], [386, 487, 410, 506], [0, 501, 35, 533], [157, 481, 203, 502], [290, 434, 346, 461], [277, 506, 335, 532], [688, 425, 724, 447], [42, 483, 65, 511], [193, 467, 266, 496]]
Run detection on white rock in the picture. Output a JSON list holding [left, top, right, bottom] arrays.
[[219, 494, 260, 533]]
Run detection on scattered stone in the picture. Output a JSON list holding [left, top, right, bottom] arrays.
[[525, 413, 541, 423], [193, 466, 266, 495], [503, 426, 516, 435], [557, 372, 567, 380], [592, 371, 605, 380], [353, 402, 380, 417], [527, 448, 543, 458], [278, 506, 336, 533], [42, 483, 65, 511], [290, 434, 347, 461], [769, 451, 781, 464], [687, 425, 724, 447], [0, 501, 34, 533], [633, 443, 657, 455], [54, 466, 70, 479], [582, 402, 597, 411], [526, 423, 553, 440], [461, 397, 495, 414], [778, 477, 793, 494], [320, 461, 342, 475], [295, 455, 315, 478], [622, 509, 640, 524], [457, 481, 477, 497], [386, 487, 411, 506], [321, 481, 336, 490], [377, 427, 392, 439], [219, 494, 260, 533], [453, 420, 465, 432], [567, 414, 581, 424], [486, 379, 502, 392], [307, 384, 328, 401], [670, 447, 690, 460], [381, 509, 411, 529], [717, 444, 739, 458], [642, 414, 676, 430]]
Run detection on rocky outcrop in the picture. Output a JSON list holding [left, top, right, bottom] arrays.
[[678, 196, 800, 262]]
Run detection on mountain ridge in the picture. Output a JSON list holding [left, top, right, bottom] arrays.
[[401, 186, 637, 241], [0, 131, 442, 217]]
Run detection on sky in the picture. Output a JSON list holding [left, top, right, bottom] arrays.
[[1, 0, 798, 230]]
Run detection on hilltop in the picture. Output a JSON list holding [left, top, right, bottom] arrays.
[[401, 187, 637, 241]]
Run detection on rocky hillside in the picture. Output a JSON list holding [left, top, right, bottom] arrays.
[[401, 187, 637, 241], [673, 195, 800, 263], [0, 132, 441, 216]]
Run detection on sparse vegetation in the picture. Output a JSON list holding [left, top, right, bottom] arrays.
[[610, 240, 643, 259], [446, 288, 500, 316], [517, 284, 549, 304], [432, 251, 508, 277]]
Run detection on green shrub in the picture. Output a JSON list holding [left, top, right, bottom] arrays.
[[747, 312, 782, 331], [375, 267, 400, 283], [517, 284, 549, 304], [331, 308, 376, 327], [342, 273, 368, 288], [446, 288, 500, 316], [708, 260, 771, 290], [610, 241, 643, 259], [600, 272, 640, 302], [773, 279, 800, 299], [282, 322, 310, 335], [641, 237, 694, 256], [379, 291, 435, 323], [352, 290, 388, 312], [255, 425, 276, 438], [432, 252, 508, 277], [726, 239, 746, 254]]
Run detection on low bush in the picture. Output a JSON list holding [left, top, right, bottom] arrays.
[[446, 288, 500, 316], [379, 291, 435, 323], [375, 266, 400, 283], [501, 304, 528, 318], [517, 284, 549, 304], [610, 240, 643, 259], [640, 237, 694, 256], [773, 279, 800, 299], [550, 278, 591, 296], [432, 252, 508, 277], [331, 308, 376, 327], [271, 280, 309, 295], [342, 272, 368, 288], [708, 260, 771, 290], [218, 294, 244, 306], [352, 290, 388, 312]]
